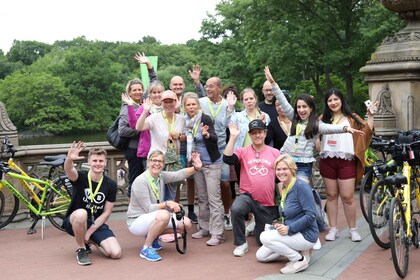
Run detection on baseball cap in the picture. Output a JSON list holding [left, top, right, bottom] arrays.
[[248, 119, 267, 132], [161, 90, 177, 101]]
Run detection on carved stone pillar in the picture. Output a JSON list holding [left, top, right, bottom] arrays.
[[0, 101, 19, 146], [360, 0, 420, 136]]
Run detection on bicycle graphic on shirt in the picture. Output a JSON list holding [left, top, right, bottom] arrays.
[[249, 165, 268, 176]]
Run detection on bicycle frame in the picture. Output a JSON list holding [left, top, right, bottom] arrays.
[[6, 158, 44, 204], [0, 171, 69, 216], [398, 162, 420, 239]]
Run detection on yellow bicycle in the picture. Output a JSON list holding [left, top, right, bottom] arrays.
[[388, 134, 420, 278]]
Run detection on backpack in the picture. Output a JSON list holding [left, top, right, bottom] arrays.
[[106, 115, 129, 150], [312, 189, 329, 231]]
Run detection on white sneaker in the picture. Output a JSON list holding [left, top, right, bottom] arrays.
[[280, 256, 309, 274], [233, 242, 248, 257], [245, 217, 255, 237], [325, 227, 339, 241], [313, 238, 321, 250], [349, 228, 362, 242], [224, 215, 232, 231]]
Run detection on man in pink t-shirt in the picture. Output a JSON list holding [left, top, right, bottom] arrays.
[[223, 119, 281, 257]]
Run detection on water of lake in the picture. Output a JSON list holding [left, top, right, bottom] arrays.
[[18, 132, 107, 146]]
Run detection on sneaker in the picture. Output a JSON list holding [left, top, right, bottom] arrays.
[[152, 238, 162, 251], [245, 217, 256, 237], [85, 243, 91, 254], [224, 215, 232, 231], [188, 211, 198, 224], [140, 246, 162, 262], [280, 256, 309, 274], [325, 227, 339, 241], [76, 248, 91, 266], [313, 238, 321, 250], [233, 242, 249, 257], [349, 228, 362, 242], [206, 235, 225, 246], [192, 229, 209, 239]]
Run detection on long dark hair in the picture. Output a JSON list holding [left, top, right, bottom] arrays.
[[290, 94, 319, 139], [321, 88, 362, 126]]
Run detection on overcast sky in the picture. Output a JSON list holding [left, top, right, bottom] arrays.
[[0, 0, 221, 54]]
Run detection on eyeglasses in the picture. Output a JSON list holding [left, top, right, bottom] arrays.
[[263, 89, 274, 93], [150, 159, 164, 164]]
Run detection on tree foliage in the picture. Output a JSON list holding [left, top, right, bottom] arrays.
[[0, 1, 403, 134]]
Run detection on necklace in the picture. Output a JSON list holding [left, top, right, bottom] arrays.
[[332, 113, 344, 124]]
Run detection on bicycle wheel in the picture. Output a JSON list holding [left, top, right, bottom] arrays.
[[389, 197, 409, 278], [367, 180, 391, 249], [46, 179, 71, 231], [360, 169, 374, 222], [0, 187, 19, 229]]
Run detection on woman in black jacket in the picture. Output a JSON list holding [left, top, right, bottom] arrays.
[[180, 92, 225, 246]]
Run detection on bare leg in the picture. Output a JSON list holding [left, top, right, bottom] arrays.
[[97, 237, 122, 259], [337, 178, 357, 228], [324, 177, 339, 227], [144, 211, 172, 247], [69, 209, 88, 248]]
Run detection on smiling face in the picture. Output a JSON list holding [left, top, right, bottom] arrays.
[[205, 77, 222, 101], [148, 153, 165, 176], [129, 83, 144, 104], [148, 83, 164, 106], [88, 154, 107, 175], [275, 100, 286, 118], [296, 99, 312, 121], [169, 76, 185, 97], [275, 161, 293, 186], [249, 128, 266, 147], [262, 81, 274, 103], [327, 93, 342, 114]]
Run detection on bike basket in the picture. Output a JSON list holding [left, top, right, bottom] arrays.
[[392, 134, 420, 165]]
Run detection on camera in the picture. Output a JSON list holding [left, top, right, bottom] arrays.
[[175, 206, 185, 221]]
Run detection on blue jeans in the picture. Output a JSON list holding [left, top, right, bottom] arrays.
[[296, 162, 313, 182]]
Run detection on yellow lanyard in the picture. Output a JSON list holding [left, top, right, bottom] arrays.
[[162, 111, 175, 132], [207, 98, 223, 121], [278, 117, 291, 136], [87, 172, 103, 220], [332, 114, 343, 124], [280, 177, 296, 223], [294, 121, 307, 148], [145, 171, 161, 202]]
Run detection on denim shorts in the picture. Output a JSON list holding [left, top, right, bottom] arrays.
[[63, 216, 115, 245], [296, 162, 313, 182]]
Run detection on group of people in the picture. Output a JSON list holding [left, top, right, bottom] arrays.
[[61, 54, 375, 275]]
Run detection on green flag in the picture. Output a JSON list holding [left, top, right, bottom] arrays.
[[140, 56, 158, 89]]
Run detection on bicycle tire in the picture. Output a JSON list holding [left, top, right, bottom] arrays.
[[0, 187, 19, 229], [389, 197, 409, 278], [367, 180, 391, 249], [46, 178, 71, 231], [360, 169, 374, 222]]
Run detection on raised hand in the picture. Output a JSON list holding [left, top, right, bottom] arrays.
[[201, 123, 209, 138], [367, 100, 379, 115], [121, 92, 134, 105], [228, 122, 240, 138], [134, 52, 150, 65], [226, 91, 237, 108], [143, 97, 153, 111], [67, 141, 86, 161], [188, 64, 201, 84], [259, 112, 267, 124], [264, 66, 275, 84], [191, 152, 202, 169]]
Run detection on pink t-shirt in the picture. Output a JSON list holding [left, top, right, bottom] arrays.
[[235, 145, 281, 206]]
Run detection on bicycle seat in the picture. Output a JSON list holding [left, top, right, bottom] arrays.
[[377, 162, 397, 174], [38, 158, 65, 167], [43, 154, 66, 161], [384, 174, 407, 185]]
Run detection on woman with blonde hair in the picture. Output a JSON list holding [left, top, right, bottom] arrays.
[[256, 155, 318, 274]]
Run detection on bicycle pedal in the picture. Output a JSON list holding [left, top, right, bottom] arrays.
[[27, 228, 37, 235]]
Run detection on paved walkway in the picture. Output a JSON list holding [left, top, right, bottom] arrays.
[[1, 192, 420, 280]]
